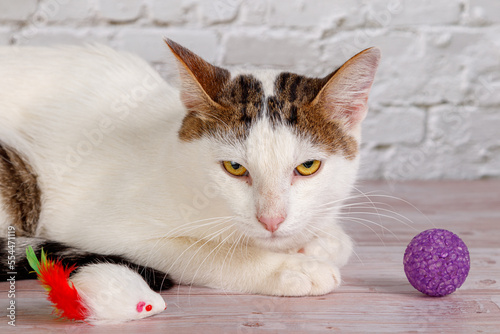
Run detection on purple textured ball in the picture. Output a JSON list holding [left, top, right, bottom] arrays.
[[403, 229, 470, 297]]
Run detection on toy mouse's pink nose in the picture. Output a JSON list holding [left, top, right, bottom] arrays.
[[258, 215, 286, 233]]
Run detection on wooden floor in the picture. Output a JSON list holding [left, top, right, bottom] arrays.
[[2, 180, 499, 333]]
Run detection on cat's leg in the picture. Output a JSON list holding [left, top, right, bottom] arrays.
[[0, 237, 174, 291], [298, 224, 353, 268], [141, 237, 341, 296]]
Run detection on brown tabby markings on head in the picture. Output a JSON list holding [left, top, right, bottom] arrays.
[[179, 69, 358, 159], [167, 38, 359, 159], [0, 143, 41, 236], [178, 74, 264, 141], [216, 75, 264, 132], [270, 72, 358, 159]]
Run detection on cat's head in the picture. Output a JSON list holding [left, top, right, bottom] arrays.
[[166, 39, 380, 251]]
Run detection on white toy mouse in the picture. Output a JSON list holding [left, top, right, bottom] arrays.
[[71, 263, 167, 323], [26, 247, 167, 324]]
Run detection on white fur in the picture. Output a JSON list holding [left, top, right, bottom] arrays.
[[70, 264, 166, 323], [0, 44, 376, 296]]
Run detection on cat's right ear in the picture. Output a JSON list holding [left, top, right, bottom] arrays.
[[312, 47, 381, 130], [164, 38, 229, 117]]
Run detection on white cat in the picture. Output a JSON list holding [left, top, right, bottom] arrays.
[[0, 39, 380, 297]]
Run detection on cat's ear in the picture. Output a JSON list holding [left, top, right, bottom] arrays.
[[312, 47, 380, 129], [164, 38, 229, 116]]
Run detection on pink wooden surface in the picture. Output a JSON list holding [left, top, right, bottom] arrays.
[[1, 180, 499, 333]]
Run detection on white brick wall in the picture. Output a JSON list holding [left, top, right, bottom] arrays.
[[0, 0, 499, 180], [0, 0, 37, 21]]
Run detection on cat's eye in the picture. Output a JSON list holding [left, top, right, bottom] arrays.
[[295, 160, 321, 176], [222, 161, 248, 177]]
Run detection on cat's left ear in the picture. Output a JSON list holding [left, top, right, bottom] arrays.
[[164, 38, 229, 117], [312, 48, 381, 129]]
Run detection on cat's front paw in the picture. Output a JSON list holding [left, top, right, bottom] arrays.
[[300, 233, 353, 268], [267, 254, 341, 296]]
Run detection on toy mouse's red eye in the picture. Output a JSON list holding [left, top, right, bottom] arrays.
[[146, 304, 152, 312]]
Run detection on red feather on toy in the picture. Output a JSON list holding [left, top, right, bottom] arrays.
[[26, 246, 89, 321]]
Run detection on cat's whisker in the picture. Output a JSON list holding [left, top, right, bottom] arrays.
[[147, 220, 228, 256], [313, 189, 424, 245], [174, 222, 236, 288], [333, 208, 403, 239], [245, 235, 251, 257], [313, 195, 386, 215], [207, 231, 247, 298], [315, 188, 415, 212], [145, 217, 233, 267], [182, 226, 239, 301], [339, 212, 418, 232], [315, 193, 370, 209], [345, 201, 402, 210], [220, 233, 250, 294], [336, 208, 417, 230], [154, 215, 236, 240], [146, 216, 235, 249], [188, 228, 239, 296], [148, 218, 235, 273], [171, 221, 237, 302], [157, 220, 227, 242], [315, 202, 372, 213], [337, 217, 389, 246], [351, 185, 382, 216], [310, 209, 386, 245], [309, 205, 390, 245], [219, 231, 244, 293], [350, 192, 434, 227], [339, 214, 399, 237], [239, 234, 251, 261], [337, 200, 395, 208], [341, 193, 429, 236]]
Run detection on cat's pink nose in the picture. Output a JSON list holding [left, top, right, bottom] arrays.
[[258, 215, 286, 233]]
